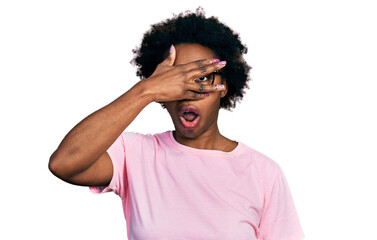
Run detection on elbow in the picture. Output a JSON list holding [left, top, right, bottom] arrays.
[[48, 154, 59, 177], [48, 151, 63, 178], [48, 151, 73, 181]]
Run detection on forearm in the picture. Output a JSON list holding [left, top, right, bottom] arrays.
[[49, 80, 153, 176]]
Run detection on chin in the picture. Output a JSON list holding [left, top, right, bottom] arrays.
[[174, 123, 204, 139], [175, 128, 198, 139]]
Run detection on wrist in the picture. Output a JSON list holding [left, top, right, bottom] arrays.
[[132, 79, 157, 104]]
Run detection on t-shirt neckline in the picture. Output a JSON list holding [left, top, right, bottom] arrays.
[[166, 130, 243, 156]]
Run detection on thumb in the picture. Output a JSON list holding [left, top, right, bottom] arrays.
[[164, 44, 176, 66]]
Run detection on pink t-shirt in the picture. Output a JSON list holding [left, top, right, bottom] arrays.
[[90, 131, 304, 240]]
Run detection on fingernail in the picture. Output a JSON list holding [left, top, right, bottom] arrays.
[[169, 45, 174, 53], [205, 93, 210, 97], [211, 59, 220, 63], [216, 84, 224, 89], [218, 61, 227, 66]]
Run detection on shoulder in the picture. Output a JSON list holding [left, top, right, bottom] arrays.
[[238, 142, 282, 177], [119, 131, 171, 148], [238, 143, 287, 198]]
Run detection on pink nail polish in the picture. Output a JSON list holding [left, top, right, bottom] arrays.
[[169, 45, 174, 53], [212, 59, 220, 63], [205, 93, 210, 97], [218, 61, 227, 66], [216, 84, 224, 89]]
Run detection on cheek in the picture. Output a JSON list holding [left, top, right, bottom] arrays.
[[199, 98, 220, 121], [206, 92, 222, 106], [164, 104, 177, 119]]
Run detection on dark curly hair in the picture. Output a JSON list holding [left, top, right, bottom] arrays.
[[131, 7, 251, 110]]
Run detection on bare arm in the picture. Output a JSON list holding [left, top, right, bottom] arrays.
[[48, 45, 226, 186], [48, 81, 153, 186]]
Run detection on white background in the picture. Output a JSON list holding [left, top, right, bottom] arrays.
[[1, 0, 376, 239]]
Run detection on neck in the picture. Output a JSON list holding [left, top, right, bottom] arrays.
[[173, 123, 236, 152]]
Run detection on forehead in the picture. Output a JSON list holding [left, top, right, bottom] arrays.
[[174, 43, 217, 65]]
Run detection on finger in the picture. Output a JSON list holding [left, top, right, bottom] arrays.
[[186, 83, 225, 93], [188, 61, 226, 81], [184, 90, 209, 100], [161, 45, 176, 67], [180, 58, 216, 72]]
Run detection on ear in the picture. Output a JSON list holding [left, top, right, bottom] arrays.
[[220, 79, 228, 98]]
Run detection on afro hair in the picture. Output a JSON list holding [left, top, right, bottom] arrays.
[[131, 7, 251, 110]]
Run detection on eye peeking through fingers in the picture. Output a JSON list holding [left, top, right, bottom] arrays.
[[195, 75, 209, 82], [195, 70, 221, 84]]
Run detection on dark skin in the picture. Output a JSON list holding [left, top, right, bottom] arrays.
[[48, 43, 236, 188], [164, 43, 238, 151]]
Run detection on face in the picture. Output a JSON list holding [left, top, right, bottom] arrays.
[[163, 43, 228, 139]]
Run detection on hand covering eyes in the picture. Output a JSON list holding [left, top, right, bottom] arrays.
[[195, 70, 221, 85]]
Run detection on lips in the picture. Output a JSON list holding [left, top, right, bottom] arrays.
[[178, 105, 201, 129]]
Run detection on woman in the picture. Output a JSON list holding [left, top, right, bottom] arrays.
[[49, 8, 304, 240]]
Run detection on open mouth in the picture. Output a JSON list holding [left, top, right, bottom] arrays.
[[178, 106, 200, 129]]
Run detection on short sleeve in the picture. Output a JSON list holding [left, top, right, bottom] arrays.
[[259, 167, 305, 240], [89, 133, 127, 199]]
